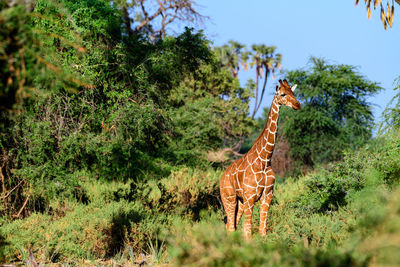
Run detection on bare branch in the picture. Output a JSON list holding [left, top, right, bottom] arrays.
[[14, 191, 30, 218], [131, 0, 206, 38]]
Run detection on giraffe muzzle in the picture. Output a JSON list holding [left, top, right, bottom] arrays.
[[293, 102, 301, 110]]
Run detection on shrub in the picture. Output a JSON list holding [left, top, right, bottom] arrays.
[[0, 200, 142, 262], [137, 167, 222, 218]]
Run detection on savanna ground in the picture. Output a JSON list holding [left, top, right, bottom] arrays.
[[1, 0, 400, 266]]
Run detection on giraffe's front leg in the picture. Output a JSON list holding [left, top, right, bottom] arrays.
[[259, 168, 275, 236]]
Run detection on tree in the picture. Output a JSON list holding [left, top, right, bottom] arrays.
[[281, 57, 382, 166], [118, 0, 205, 39], [249, 44, 282, 119], [380, 76, 400, 132], [355, 0, 398, 29], [0, 0, 254, 218], [214, 42, 281, 119], [214, 40, 250, 78]]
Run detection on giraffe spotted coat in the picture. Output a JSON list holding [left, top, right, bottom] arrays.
[[220, 79, 301, 239]]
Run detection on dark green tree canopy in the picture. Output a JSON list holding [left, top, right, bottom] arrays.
[[282, 57, 382, 166]]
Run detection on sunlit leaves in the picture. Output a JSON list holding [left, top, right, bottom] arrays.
[[355, 0, 396, 29]]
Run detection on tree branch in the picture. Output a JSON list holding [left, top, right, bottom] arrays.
[[132, 0, 205, 38], [123, 5, 135, 37], [14, 191, 30, 218]]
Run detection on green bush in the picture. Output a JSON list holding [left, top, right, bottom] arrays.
[[0, 200, 141, 261], [166, 220, 361, 267], [137, 167, 222, 218]]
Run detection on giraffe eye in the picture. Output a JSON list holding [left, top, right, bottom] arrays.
[[281, 93, 286, 97]]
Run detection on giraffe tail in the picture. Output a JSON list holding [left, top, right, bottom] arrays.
[[223, 216, 227, 224]]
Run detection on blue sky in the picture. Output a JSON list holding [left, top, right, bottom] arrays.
[[191, 0, 400, 125]]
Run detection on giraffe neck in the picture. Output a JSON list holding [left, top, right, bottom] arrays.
[[251, 96, 281, 164]]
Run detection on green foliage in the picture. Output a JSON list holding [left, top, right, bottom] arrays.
[[137, 167, 221, 216], [0, 199, 139, 261], [293, 131, 400, 215], [282, 57, 382, 166], [169, 61, 253, 162], [165, 129, 400, 266], [2, 1, 400, 266], [381, 76, 400, 132], [214, 41, 282, 118], [3, 128, 400, 265], [0, 0, 252, 219], [167, 214, 358, 267]]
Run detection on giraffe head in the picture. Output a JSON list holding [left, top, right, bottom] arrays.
[[275, 79, 301, 110]]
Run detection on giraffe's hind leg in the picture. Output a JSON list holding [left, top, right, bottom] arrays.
[[259, 168, 275, 236], [235, 201, 244, 229], [221, 191, 237, 232], [242, 194, 257, 240]]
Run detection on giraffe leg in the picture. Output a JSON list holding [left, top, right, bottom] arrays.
[[242, 195, 256, 240], [259, 168, 275, 236], [222, 193, 237, 232], [259, 189, 273, 236], [220, 176, 237, 232], [235, 201, 244, 229]]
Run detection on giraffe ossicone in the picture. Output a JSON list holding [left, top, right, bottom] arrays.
[[219, 79, 301, 239]]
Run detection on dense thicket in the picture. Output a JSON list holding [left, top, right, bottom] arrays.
[[0, 0, 252, 219]]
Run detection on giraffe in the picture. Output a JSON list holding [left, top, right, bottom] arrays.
[[220, 79, 301, 239]]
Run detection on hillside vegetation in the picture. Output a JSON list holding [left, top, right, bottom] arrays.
[[1, 0, 400, 266]]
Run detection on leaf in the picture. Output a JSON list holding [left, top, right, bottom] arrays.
[[388, 13, 393, 27], [368, 7, 371, 19]]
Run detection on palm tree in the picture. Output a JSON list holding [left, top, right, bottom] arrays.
[[250, 44, 282, 119], [214, 40, 250, 78]]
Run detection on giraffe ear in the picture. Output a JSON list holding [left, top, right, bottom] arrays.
[[291, 84, 297, 92], [275, 85, 279, 92]]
